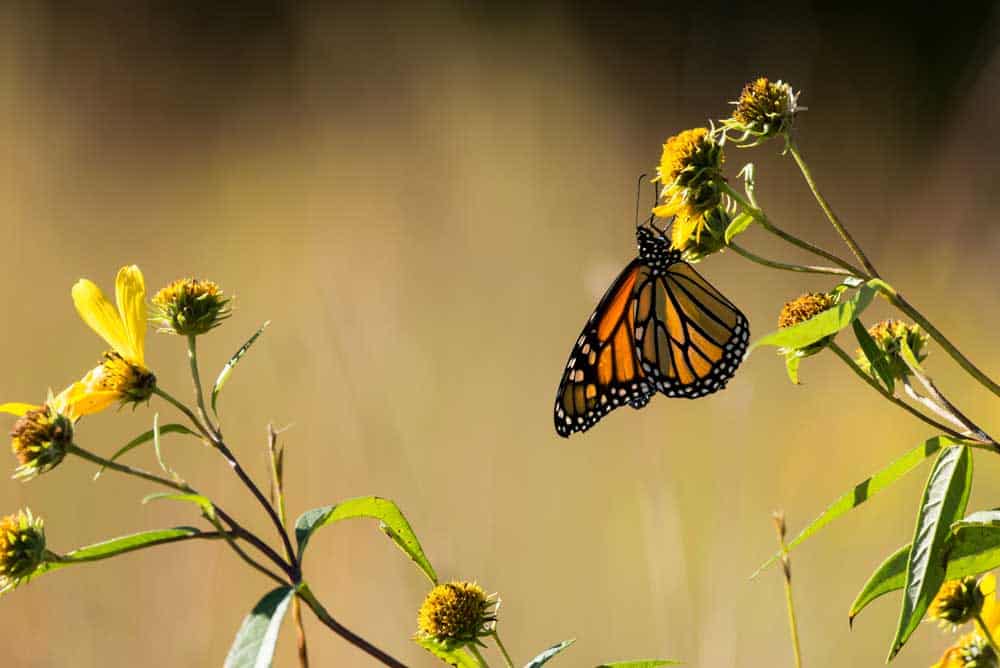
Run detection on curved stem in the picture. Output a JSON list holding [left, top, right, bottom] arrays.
[[976, 612, 1000, 658], [203, 513, 287, 586], [787, 140, 880, 278], [773, 512, 803, 668], [721, 182, 865, 276], [68, 443, 190, 493], [490, 631, 515, 668], [881, 288, 1000, 398], [186, 335, 220, 437], [728, 242, 855, 277], [297, 583, 408, 668], [827, 343, 978, 444], [468, 644, 489, 667], [153, 387, 212, 441]]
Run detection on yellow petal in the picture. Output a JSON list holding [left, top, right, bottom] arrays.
[[981, 573, 1000, 630], [114, 265, 146, 366], [72, 279, 134, 361], [0, 402, 38, 417], [60, 368, 118, 417]]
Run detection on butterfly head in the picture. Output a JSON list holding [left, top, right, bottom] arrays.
[[636, 222, 681, 272]]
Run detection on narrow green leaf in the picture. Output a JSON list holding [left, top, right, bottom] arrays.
[[295, 496, 437, 584], [224, 586, 294, 668], [852, 319, 895, 394], [413, 637, 480, 667], [212, 321, 270, 414], [143, 492, 215, 520], [525, 639, 576, 667], [849, 522, 1000, 622], [598, 661, 681, 668], [784, 351, 802, 384], [749, 282, 877, 353], [752, 436, 959, 578], [888, 444, 973, 660], [899, 334, 926, 375], [954, 510, 1000, 529], [724, 211, 754, 244], [94, 423, 199, 480]]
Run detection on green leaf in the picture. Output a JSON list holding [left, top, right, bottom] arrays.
[[295, 496, 437, 584], [413, 637, 480, 667], [749, 281, 877, 353], [525, 639, 576, 667], [899, 334, 926, 375], [93, 423, 199, 480], [724, 211, 754, 244], [852, 319, 894, 394], [784, 350, 802, 384], [224, 586, 294, 668], [850, 515, 1000, 622], [212, 321, 270, 414], [143, 492, 215, 520], [888, 444, 973, 660], [598, 661, 681, 668], [752, 436, 959, 578]]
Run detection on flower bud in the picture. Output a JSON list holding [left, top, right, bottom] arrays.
[[151, 278, 231, 336], [417, 581, 497, 645]]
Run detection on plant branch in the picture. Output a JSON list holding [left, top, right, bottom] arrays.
[[297, 583, 408, 668], [51, 530, 232, 564], [728, 242, 856, 277], [68, 443, 190, 493], [786, 140, 880, 278], [720, 181, 865, 276], [490, 631, 515, 668], [773, 511, 803, 668], [186, 335, 221, 437]]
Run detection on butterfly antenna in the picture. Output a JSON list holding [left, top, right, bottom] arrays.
[[634, 173, 647, 228]]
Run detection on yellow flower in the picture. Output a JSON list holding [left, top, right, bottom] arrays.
[[0, 392, 77, 480], [652, 127, 725, 251], [151, 278, 231, 336], [778, 292, 835, 329], [856, 319, 929, 381], [63, 265, 156, 415], [0, 508, 46, 594], [933, 573, 1000, 668], [417, 581, 497, 645], [932, 577, 988, 628]]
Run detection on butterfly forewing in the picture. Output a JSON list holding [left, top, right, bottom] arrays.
[[553, 260, 654, 437]]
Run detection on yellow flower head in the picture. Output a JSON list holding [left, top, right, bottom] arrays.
[[723, 77, 802, 147], [932, 577, 987, 628], [652, 128, 725, 251], [778, 292, 835, 329], [64, 266, 156, 415], [856, 319, 929, 381], [151, 278, 231, 336], [0, 509, 46, 594], [673, 207, 729, 262], [934, 573, 1000, 668], [8, 403, 72, 480], [417, 581, 496, 645]]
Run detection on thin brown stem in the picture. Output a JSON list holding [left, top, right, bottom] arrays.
[[297, 584, 408, 668], [293, 597, 310, 668]]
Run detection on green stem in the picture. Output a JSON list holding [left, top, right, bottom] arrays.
[[728, 242, 855, 277], [828, 343, 986, 445], [153, 387, 213, 441], [468, 644, 490, 668], [68, 443, 190, 493], [881, 288, 1000, 398], [490, 631, 515, 668], [297, 583, 407, 668], [186, 335, 220, 437], [774, 513, 803, 668], [976, 612, 1000, 658], [787, 140, 880, 278], [720, 181, 865, 276], [51, 530, 230, 564], [203, 513, 287, 586]]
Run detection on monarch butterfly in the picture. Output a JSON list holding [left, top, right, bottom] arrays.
[[553, 220, 749, 437]]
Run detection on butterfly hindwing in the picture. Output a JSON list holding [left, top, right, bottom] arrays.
[[553, 260, 654, 437], [633, 260, 749, 398]]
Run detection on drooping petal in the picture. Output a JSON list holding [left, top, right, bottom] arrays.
[[114, 265, 146, 366], [72, 279, 134, 360], [0, 403, 38, 417], [59, 367, 119, 417]]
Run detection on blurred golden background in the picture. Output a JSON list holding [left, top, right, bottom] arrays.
[[1, 3, 999, 666]]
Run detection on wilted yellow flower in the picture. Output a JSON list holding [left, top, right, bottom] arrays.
[[933, 573, 1000, 668], [723, 77, 802, 146], [932, 577, 987, 628], [62, 266, 156, 415], [652, 128, 725, 251], [7, 403, 72, 480], [856, 319, 929, 380], [0, 509, 46, 594], [417, 581, 496, 644], [151, 278, 231, 336]]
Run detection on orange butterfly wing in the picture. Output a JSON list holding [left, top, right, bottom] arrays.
[[632, 260, 748, 398], [554, 261, 653, 437]]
